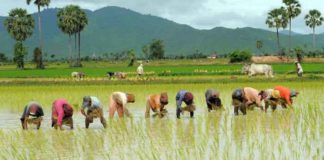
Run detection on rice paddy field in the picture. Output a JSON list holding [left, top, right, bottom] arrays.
[[0, 80, 323, 159]]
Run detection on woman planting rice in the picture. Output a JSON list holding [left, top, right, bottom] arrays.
[[20, 101, 44, 130], [205, 89, 223, 112], [51, 99, 74, 130], [274, 86, 299, 109], [145, 92, 168, 118], [81, 96, 106, 128], [232, 87, 265, 115], [109, 92, 135, 118], [176, 90, 195, 119]]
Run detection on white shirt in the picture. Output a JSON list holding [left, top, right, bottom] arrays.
[[112, 92, 128, 107], [83, 96, 101, 110], [297, 63, 303, 73], [137, 64, 144, 75], [90, 96, 101, 108]]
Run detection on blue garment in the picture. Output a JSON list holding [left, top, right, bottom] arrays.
[[176, 90, 188, 110]]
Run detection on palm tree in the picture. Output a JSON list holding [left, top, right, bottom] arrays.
[[75, 8, 88, 67], [142, 45, 149, 60], [57, 5, 79, 67], [283, 0, 301, 53], [305, 9, 324, 49], [3, 8, 34, 69], [266, 7, 288, 54], [256, 40, 263, 54], [26, 0, 50, 69], [57, 5, 87, 67]]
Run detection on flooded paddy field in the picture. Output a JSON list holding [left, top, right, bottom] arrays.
[[0, 82, 323, 159]]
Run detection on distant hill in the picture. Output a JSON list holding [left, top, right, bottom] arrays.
[[0, 6, 323, 59], [279, 30, 304, 36]]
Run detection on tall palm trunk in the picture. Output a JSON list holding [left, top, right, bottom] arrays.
[[276, 27, 281, 56], [313, 27, 316, 49], [288, 18, 292, 55], [69, 34, 72, 66], [78, 31, 81, 66], [74, 33, 77, 66], [37, 5, 44, 69]]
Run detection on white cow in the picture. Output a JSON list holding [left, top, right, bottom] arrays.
[[242, 63, 274, 77], [71, 72, 85, 80]]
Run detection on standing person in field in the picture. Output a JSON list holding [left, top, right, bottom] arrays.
[[52, 99, 74, 130], [274, 86, 299, 108], [176, 90, 195, 119], [109, 92, 135, 118], [295, 61, 303, 77], [137, 63, 144, 76], [81, 96, 107, 128], [145, 92, 169, 118], [205, 89, 223, 112], [232, 87, 265, 115], [261, 89, 281, 112], [20, 101, 44, 130]]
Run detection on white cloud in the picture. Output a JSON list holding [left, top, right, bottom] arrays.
[[1, 0, 323, 34]]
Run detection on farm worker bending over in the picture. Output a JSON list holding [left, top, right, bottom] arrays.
[[232, 89, 246, 115], [109, 92, 135, 118], [261, 89, 281, 112], [205, 89, 223, 112], [20, 101, 44, 130], [176, 90, 195, 119], [232, 87, 265, 115], [81, 96, 107, 128], [274, 86, 299, 108], [145, 92, 168, 118], [52, 99, 74, 130], [242, 87, 265, 110]]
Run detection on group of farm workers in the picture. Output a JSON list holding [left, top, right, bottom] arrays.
[[20, 86, 299, 130]]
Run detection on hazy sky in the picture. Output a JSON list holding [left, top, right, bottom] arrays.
[[1, 0, 323, 34]]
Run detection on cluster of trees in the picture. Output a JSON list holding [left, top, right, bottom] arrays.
[[142, 39, 165, 60], [2, 1, 88, 69], [102, 49, 136, 61], [229, 50, 252, 63], [266, 0, 324, 57], [0, 53, 8, 63]]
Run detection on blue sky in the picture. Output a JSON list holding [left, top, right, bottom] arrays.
[[1, 0, 323, 34]]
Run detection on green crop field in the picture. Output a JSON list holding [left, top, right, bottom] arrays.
[[0, 60, 323, 78]]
